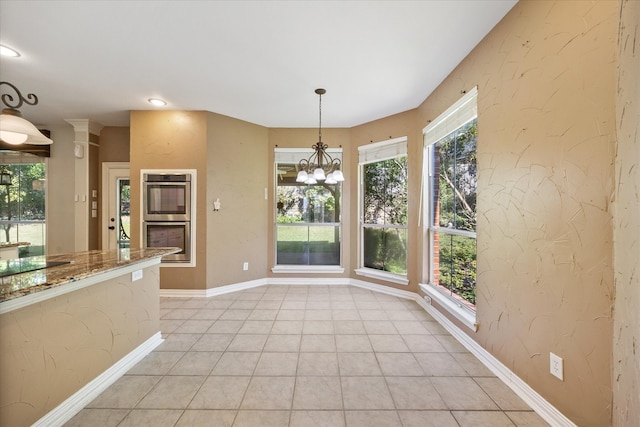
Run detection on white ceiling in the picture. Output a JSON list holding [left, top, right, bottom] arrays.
[[0, 0, 517, 129]]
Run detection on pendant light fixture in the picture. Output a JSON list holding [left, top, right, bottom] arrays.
[[296, 88, 344, 185], [0, 81, 53, 145]]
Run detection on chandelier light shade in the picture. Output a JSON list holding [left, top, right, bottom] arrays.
[[0, 81, 53, 145], [296, 88, 344, 185]]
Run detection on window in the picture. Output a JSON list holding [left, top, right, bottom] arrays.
[[274, 148, 342, 270], [357, 137, 408, 284], [422, 88, 478, 329], [0, 152, 47, 257]]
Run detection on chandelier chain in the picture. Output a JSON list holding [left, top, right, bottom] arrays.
[[318, 90, 322, 143]]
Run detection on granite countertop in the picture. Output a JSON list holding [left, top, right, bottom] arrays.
[[0, 247, 180, 304], [0, 241, 30, 249]]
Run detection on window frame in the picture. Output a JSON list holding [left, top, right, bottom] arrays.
[[356, 137, 409, 286], [0, 152, 47, 257], [272, 147, 344, 274], [421, 88, 478, 331]]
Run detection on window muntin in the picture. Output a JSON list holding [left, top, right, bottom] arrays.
[[359, 138, 408, 277], [275, 149, 341, 266], [424, 88, 478, 308]]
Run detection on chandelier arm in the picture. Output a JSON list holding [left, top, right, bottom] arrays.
[[311, 149, 320, 170], [298, 158, 310, 170], [313, 142, 328, 169], [0, 81, 39, 110], [329, 158, 341, 172], [320, 148, 334, 169]]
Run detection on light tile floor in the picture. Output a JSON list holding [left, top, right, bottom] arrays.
[[65, 285, 550, 427]]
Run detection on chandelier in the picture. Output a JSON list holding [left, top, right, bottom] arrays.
[[0, 81, 53, 145], [296, 88, 344, 185]]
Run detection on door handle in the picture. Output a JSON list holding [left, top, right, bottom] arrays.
[[108, 226, 115, 230]]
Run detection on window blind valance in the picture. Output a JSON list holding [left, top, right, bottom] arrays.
[[423, 87, 477, 146], [274, 147, 342, 164], [358, 136, 407, 164]]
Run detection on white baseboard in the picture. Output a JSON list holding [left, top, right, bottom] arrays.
[[206, 278, 269, 297], [159, 288, 208, 298], [33, 332, 164, 427], [160, 277, 350, 298], [268, 277, 350, 286], [416, 298, 576, 427], [159, 279, 268, 298], [160, 277, 574, 426]]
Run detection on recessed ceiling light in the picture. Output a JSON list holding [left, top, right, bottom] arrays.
[[148, 98, 167, 107], [0, 45, 20, 57]]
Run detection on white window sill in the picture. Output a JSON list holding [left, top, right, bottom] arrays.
[[355, 268, 409, 286], [419, 283, 477, 332], [271, 265, 345, 274]]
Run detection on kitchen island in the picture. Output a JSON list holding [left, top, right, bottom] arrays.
[[0, 247, 179, 427]]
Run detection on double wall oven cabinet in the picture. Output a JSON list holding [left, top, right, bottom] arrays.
[[142, 172, 193, 263]]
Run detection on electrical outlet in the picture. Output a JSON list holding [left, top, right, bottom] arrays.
[[243, 262, 249, 271], [131, 270, 143, 282], [550, 352, 564, 381]]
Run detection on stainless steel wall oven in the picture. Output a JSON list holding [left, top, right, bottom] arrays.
[[143, 221, 190, 262], [142, 173, 192, 263], [143, 173, 191, 221]]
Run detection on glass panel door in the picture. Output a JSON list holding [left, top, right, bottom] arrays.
[[117, 178, 130, 249]]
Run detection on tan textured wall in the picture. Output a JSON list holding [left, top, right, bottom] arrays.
[[416, 1, 617, 425], [613, 0, 640, 425], [349, 110, 421, 293], [206, 113, 269, 287], [267, 128, 352, 278], [0, 266, 160, 427], [46, 124, 76, 255], [98, 127, 130, 163], [96, 126, 131, 249], [130, 111, 208, 289]]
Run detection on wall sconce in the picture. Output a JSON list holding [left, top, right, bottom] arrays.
[[213, 198, 221, 211], [0, 81, 53, 145]]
